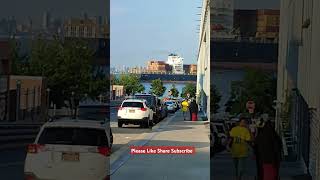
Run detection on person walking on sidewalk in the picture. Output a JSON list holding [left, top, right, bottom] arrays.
[[227, 118, 252, 180], [189, 99, 198, 121], [255, 120, 282, 180], [253, 118, 265, 180], [181, 99, 189, 121]]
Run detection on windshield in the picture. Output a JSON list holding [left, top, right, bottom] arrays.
[[38, 127, 109, 146], [77, 105, 108, 121], [122, 102, 144, 108]]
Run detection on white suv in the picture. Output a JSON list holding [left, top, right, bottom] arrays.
[[24, 119, 111, 180], [117, 99, 153, 128]]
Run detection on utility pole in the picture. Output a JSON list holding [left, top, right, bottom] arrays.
[[16, 80, 21, 122]]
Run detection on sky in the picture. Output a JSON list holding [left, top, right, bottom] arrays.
[[111, 0, 201, 67], [110, 0, 279, 67]]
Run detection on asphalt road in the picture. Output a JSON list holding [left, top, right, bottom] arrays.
[[0, 106, 176, 179]]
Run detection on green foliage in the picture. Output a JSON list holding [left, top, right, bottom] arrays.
[[225, 68, 276, 116], [117, 74, 145, 95], [150, 79, 166, 97], [10, 35, 110, 105], [211, 85, 221, 114], [181, 83, 196, 98], [169, 84, 179, 97]]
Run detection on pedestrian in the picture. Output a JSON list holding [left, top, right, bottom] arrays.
[[181, 99, 189, 121], [255, 120, 282, 180], [253, 118, 265, 180], [227, 118, 252, 180], [189, 99, 198, 121]]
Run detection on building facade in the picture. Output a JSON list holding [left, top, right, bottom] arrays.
[[197, 0, 210, 120], [63, 17, 109, 39], [233, 9, 280, 40], [256, 9, 280, 39], [277, 0, 320, 179], [210, 0, 234, 38]]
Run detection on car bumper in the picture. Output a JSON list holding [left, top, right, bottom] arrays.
[[118, 117, 149, 123]]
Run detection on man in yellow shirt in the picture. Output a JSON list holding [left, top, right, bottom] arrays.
[[181, 100, 189, 120], [228, 118, 252, 180]]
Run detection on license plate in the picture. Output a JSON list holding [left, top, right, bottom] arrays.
[[62, 152, 79, 161], [129, 110, 135, 113]]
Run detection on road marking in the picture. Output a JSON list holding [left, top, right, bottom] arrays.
[[110, 114, 176, 175], [0, 161, 24, 168]]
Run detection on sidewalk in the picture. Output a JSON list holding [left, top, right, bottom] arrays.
[[111, 112, 210, 180], [212, 149, 305, 180]]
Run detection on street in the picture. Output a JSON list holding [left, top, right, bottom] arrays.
[[0, 106, 189, 179], [111, 111, 210, 180]]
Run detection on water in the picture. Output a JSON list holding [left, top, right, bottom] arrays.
[[142, 82, 192, 98]]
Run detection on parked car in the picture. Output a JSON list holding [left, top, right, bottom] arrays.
[[134, 93, 161, 122], [77, 103, 113, 145], [117, 99, 153, 128], [165, 100, 176, 113], [24, 119, 111, 180], [158, 99, 168, 120]]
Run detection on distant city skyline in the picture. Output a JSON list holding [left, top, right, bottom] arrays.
[[0, 0, 109, 27]]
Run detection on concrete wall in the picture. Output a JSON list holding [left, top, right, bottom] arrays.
[[277, 0, 320, 178], [196, 0, 210, 120]]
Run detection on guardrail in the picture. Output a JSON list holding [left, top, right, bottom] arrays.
[[0, 123, 43, 150]]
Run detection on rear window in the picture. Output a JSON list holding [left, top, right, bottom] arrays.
[[122, 102, 144, 108], [165, 101, 173, 104], [38, 127, 109, 146], [135, 95, 154, 106], [77, 105, 109, 121]]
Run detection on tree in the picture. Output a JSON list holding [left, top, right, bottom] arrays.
[[117, 74, 144, 95], [10, 35, 109, 107], [181, 83, 196, 98], [226, 68, 277, 116], [169, 84, 179, 97], [211, 85, 221, 114], [150, 79, 166, 97]]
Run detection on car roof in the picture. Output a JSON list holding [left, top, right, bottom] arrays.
[[43, 119, 108, 130], [122, 99, 146, 103], [135, 93, 154, 96]]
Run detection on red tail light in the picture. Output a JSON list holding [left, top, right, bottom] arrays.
[[98, 146, 111, 156], [140, 108, 147, 111], [24, 173, 37, 180], [103, 175, 110, 180], [27, 144, 44, 154]]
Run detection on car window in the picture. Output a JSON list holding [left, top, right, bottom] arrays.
[[122, 102, 144, 108], [135, 95, 154, 107], [38, 127, 109, 146], [77, 106, 108, 121], [165, 101, 173, 104]]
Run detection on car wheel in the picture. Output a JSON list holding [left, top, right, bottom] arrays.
[[118, 122, 123, 128], [148, 120, 153, 128]]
